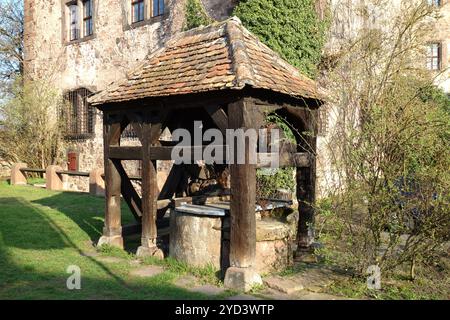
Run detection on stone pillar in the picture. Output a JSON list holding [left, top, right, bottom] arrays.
[[46, 165, 63, 191], [10, 163, 28, 185], [89, 168, 105, 197]]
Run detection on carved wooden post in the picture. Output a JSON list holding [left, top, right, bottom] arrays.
[[136, 114, 164, 258], [98, 114, 123, 249], [224, 98, 262, 292], [296, 110, 317, 251]]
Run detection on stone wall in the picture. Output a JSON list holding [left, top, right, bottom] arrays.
[[24, 0, 449, 194], [433, 1, 450, 93], [24, 0, 189, 191], [0, 160, 12, 178]]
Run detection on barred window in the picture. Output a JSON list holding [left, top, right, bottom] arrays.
[[63, 88, 95, 140], [121, 124, 139, 140]]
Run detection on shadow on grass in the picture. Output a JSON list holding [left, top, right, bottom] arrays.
[[31, 191, 136, 243], [0, 195, 207, 300]]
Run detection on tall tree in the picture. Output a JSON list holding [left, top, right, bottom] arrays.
[[0, 0, 24, 97]]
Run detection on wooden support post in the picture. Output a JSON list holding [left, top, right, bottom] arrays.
[[98, 117, 124, 249], [224, 98, 262, 292], [296, 111, 317, 252], [136, 117, 164, 259]]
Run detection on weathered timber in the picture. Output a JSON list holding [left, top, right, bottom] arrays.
[[227, 97, 257, 268], [109, 145, 229, 161], [111, 159, 142, 221], [100, 116, 124, 248], [140, 118, 161, 251], [205, 105, 229, 134]]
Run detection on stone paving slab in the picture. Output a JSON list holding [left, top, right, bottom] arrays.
[[130, 265, 165, 277], [189, 284, 226, 295], [263, 276, 304, 294], [96, 256, 128, 264], [174, 275, 227, 296], [227, 294, 262, 300], [174, 275, 198, 288]]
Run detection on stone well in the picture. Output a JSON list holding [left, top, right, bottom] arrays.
[[169, 205, 297, 274]]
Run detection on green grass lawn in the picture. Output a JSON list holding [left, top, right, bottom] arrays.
[[0, 181, 219, 300]]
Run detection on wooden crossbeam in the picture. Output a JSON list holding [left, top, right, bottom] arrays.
[[109, 145, 311, 168], [205, 105, 228, 134], [109, 145, 229, 161], [111, 159, 142, 221]]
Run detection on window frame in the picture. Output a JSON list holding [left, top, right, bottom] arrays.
[[427, 0, 442, 7], [69, 2, 80, 41], [124, 0, 168, 30], [151, 0, 165, 18], [83, 0, 94, 37], [63, 88, 96, 140], [132, 0, 146, 24], [426, 42, 442, 71], [65, 0, 95, 45]]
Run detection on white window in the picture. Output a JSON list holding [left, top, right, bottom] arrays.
[[426, 43, 442, 71], [69, 3, 79, 41], [427, 0, 441, 7]]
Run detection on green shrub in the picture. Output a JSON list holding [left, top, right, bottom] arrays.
[[234, 0, 329, 78], [184, 0, 213, 30]]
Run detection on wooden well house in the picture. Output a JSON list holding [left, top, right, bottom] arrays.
[[88, 17, 324, 291]]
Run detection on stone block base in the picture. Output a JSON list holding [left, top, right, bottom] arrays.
[[136, 245, 164, 259], [10, 163, 27, 185], [97, 235, 124, 249], [224, 267, 262, 292]]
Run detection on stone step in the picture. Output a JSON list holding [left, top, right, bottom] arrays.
[[130, 265, 165, 277]]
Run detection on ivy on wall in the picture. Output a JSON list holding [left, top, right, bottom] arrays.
[[233, 0, 329, 78], [184, 0, 213, 31]]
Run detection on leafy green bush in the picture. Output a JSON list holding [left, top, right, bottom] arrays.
[[184, 0, 213, 30], [234, 0, 329, 78]]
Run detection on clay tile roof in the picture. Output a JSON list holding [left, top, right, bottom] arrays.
[[89, 17, 323, 106]]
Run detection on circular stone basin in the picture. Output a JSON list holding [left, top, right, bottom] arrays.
[[169, 206, 297, 274]]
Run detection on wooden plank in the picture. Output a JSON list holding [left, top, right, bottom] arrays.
[[295, 109, 317, 249], [112, 159, 142, 221], [56, 170, 90, 177], [205, 105, 228, 134], [103, 114, 123, 238], [109, 146, 142, 160], [171, 194, 231, 208], [140, 120, 159, 247], [228, 97, 257, 268], [109, 145, 229, 161]]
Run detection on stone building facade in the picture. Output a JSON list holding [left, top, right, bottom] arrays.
[[23, 0, 449, 193]]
